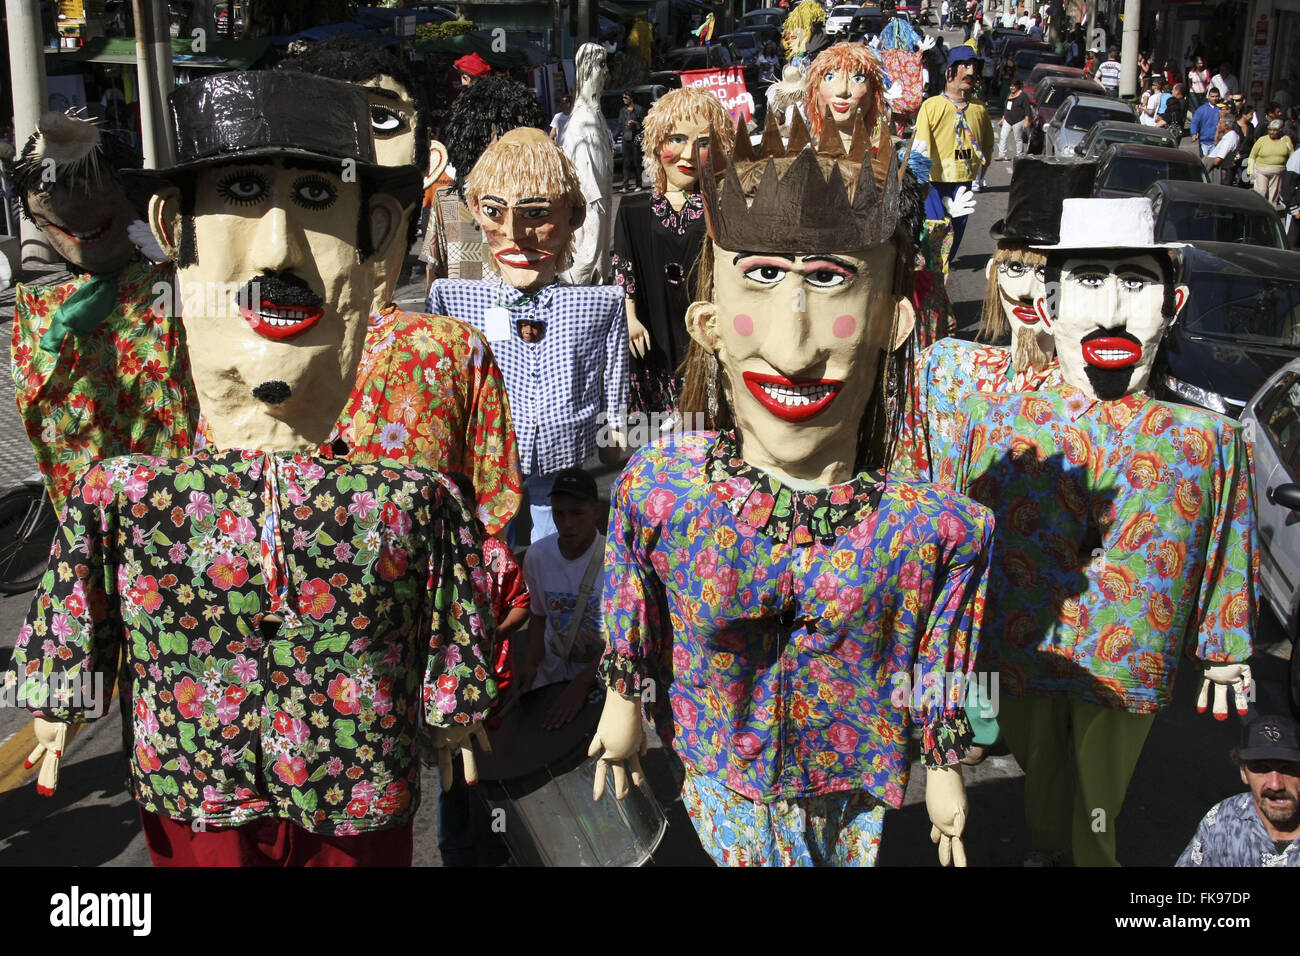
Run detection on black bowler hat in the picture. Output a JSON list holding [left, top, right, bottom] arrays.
[[1240, 715, 1300, 763], [989, 155, 1098, 245], [123, 71, 419, 204], [549, 468, 599, 502]]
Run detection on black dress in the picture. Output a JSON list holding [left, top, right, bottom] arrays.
[[611, 190, 708, 415]]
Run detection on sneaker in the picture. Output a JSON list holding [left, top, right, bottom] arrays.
[[971, 180, 983, 193]]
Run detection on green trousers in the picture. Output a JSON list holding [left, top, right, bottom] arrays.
[[998, 694, 1155, 867]]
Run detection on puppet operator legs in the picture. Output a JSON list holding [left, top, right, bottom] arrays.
[[998, 695, 1155, 866]]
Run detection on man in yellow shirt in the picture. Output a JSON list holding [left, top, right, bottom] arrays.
[[914, 45, 995, 268]]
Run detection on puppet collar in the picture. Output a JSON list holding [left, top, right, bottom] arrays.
[[492, 275, 560, 313], [1052, 380, 1150, 428], [707, 428, 883, 547]]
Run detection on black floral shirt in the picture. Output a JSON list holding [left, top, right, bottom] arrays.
[[6, 450, 497, 834]]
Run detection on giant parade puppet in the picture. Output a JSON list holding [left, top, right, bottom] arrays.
[[429, 128, 628, 546], [939, 197, 1257, 866], [6, 72, 497, 867], [10, 112, 198, 515], [585, 110, 994, 867]]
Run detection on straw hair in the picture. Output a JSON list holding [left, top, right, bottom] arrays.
[[782, 0, 826, 59], [640, 87, 733, 195], [977, 242, 1047, 341], [803, 43, 887, 143]]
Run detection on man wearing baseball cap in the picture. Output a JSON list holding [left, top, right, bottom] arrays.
[[912, 43, 994, 268], [1178, 715, 1300, 866]]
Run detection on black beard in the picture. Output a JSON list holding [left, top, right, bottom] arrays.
[[252, 380, 292, 404], [1081, 327, 1143, 401]]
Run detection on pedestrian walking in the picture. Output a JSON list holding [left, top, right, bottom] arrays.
[[998, 77, 1030, 160], [616, 91, 646, 191], [1095, 48, 1122, 97], [1247, 119, 1294, 205]]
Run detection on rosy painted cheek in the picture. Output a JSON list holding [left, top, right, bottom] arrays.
[[661, 145, 682, 164], [831, 314, 856, 339], [732, 314, 754, 337]]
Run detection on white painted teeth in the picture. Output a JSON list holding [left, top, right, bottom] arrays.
[[259, 307, 313, 326], [1095, 349, 1132, 361], [759, 383, 833, 407], [72, 224, 108, 241]]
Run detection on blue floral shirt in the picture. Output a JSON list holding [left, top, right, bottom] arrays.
[[597, 430, 993, 807], [1177, 793, 1300, 866]]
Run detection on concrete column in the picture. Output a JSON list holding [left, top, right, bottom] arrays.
[[1118, 0, 1139, 97], [149, 0, 176, 165], [5, 0, 56, 264]]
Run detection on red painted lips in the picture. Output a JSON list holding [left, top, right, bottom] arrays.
[[240, 301, 323, 341], [1082, 336, 1142, 369], [743, 371, 843, 422]]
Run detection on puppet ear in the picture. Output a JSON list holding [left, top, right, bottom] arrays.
[[1034, 293, 1052, 329], [366, 191, 405, 262], [147, 188, 182, 262], [686, 299, 720, 351], [1172, 283, 1189, 321], [424, 140, 449, 188], [891, 295, 916, 350]]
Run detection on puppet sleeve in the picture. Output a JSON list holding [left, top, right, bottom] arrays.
[[611, 204, 637, 299], [975, 104, 995, 162], [891, 345, 938, 481], [603, 294, 630, 438], [5, 463, 124, 724], [460, 326, 523, 538], [1188, 423, 1256, 665], [597, 458, 664, 697], [914, 494, 993, 767], [422, 475, 499, 726]]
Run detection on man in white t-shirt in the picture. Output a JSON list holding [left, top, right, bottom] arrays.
[[1202, 120, 1241, 185], [519, 467, 607, 728], [1095, 49, 1122, 97], [549, 95, 573, 142], [1211, 63, 1240, 98]]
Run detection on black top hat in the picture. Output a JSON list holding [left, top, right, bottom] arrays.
[[123, 71, 419, 205], [1240, 715, 1300, 763], [989, 156, 1098, 245]]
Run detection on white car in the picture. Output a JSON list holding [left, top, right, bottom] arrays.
[[1240, 359, 1300, 714], [825, 4, 862, 35]]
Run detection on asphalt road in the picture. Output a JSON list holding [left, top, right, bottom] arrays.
[[0, 58, 1294, 866]]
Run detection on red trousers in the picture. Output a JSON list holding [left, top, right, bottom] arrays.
[[139, 808, 414, 867]]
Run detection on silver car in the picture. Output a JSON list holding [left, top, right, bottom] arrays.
[[826, 4, 862, 35], [1240, 359, 1300, 713], [1043, 92, 1137, 158]]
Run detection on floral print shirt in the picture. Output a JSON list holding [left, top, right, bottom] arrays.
[[894, 338, 1061, 482], [338, 306, 523, 536], [941, 382, 1256, 712], [5, 450, 497, 834], [1177, 792, 1300, 867], [11, 259, 199, 515], [597, 429, 993, 807]]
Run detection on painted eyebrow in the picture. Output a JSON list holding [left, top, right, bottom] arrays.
[[480, 195, 552, 206], [1070, 263, 1160, 280], [733, 252, 795, 264], [366, 87, 406, 103], [801, 255, 858, 269]]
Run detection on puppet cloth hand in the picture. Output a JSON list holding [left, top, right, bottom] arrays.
[[128, 219, 169, 263], [926, 765, 968, 867], [587, 690, 647, 800], [25, 718, 69, 797], [1197, 663, 1252, 721], [430, 723, 491, 790], [918, 35, 937, 51], [626, 310, 652, 359], [869, 36, 881, 49], [884, 80, 905, 103], [943, 186, 977, 218]]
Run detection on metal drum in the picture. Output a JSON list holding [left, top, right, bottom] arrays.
[[475, 682, 666, 866]]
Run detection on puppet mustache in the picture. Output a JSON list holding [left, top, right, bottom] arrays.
[[240, 271, 324, 309]]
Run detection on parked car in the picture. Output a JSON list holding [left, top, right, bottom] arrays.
[[1240, 361, 1300, 668], [896, 0, 931, 24], [1025, 63, 1090, 102], [660, 45, 735, 72], [1156, 241, 1300, 419], [848, 8, 884, 39], [741, 7, 787, 29], [1092, 143, 1208, 198], [826, 4, 863, 35], [986, 26, 1024, 58], [601, 85, 669, 161], [1146, 180, 1288, 249], [717, 31, 760, 65], [1014, 48, 1063, 88], [1031, 75, 1105, 126], [742, 23, 782, 48], [1043, 92, 1137, 157], [1071, 119, 1178, 159]]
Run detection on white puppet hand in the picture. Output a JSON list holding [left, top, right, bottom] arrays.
[[587, 690, 646, 800], [430, 722, 491, 790], [884, 80, 905, 103], [927, 765, 968, 867], [943, 185, 977, 218], [869, 35, 881, 49], [1197, 663, 1252, 721], [918, 34, 937, 51], [25, 718, 69, 797]]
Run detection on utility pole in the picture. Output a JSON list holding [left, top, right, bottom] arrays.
[[1118, 0, 1139, 98], [5, 0, 56, 265], [131, 0, 175, 168]]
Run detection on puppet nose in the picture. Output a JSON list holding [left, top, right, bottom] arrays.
[[248, 205, 305, 274]]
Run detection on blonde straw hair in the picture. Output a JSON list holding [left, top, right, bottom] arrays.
[[640, 87, 734, 195], [977, 241, 1047, 342]]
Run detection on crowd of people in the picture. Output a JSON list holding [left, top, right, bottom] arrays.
[[1, 6, 1296, 871]]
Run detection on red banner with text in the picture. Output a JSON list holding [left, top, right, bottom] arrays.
[[680, 68, 754, 124]]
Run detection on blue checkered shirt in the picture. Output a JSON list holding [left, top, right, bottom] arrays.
[[428, 277, 628, 476]]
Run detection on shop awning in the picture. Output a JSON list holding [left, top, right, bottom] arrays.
[[413, 31, 535, 70], [46, 36, 274, 70]]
